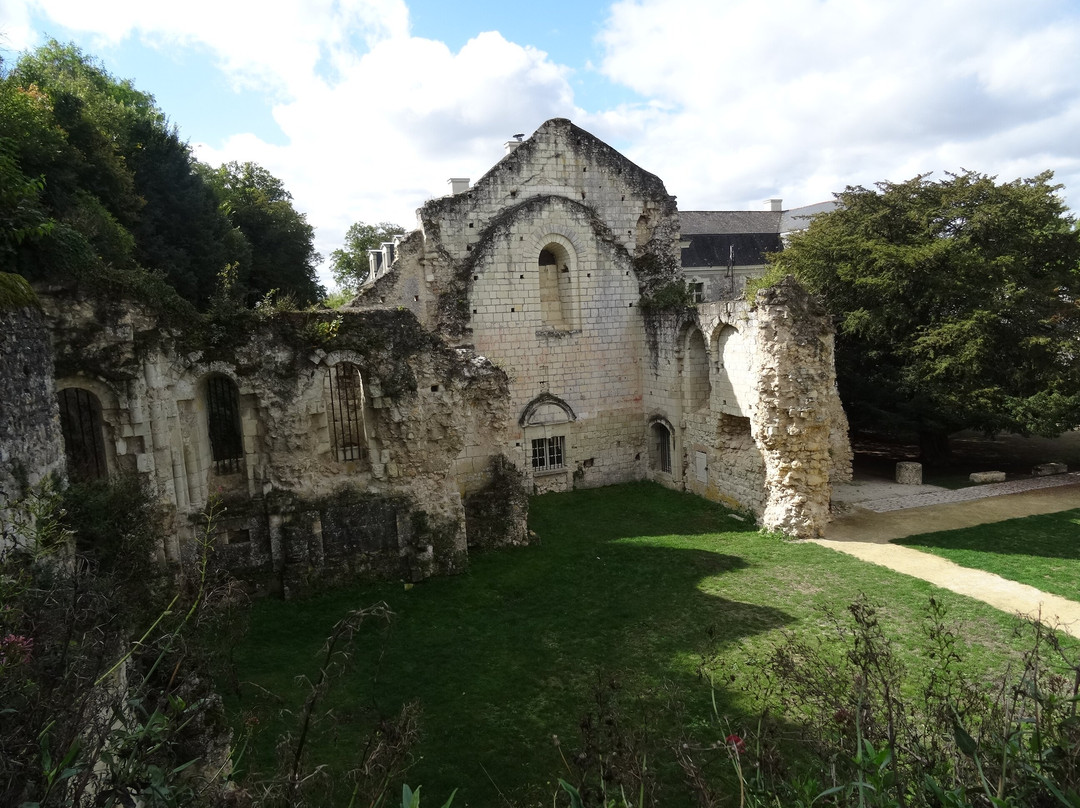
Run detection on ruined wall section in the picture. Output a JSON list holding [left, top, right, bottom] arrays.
[[34, 291, 515, 590], [750, 276, 852, 537], [0, 275, 65, 543], [642, 302, 769, 513]]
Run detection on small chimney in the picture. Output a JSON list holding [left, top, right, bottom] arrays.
[[768, 198, 783, 212], [504, 133, 526, 154], [448, 178, 470, 195]]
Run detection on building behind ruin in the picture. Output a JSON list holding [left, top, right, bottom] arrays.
[[0, 118, 851, 594]]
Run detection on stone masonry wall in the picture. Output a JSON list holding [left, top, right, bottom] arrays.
[[32, 289, 516, 592], [0, 275, 65, 544], [751, 276, 852, 537], [352, 119, 684, 496]]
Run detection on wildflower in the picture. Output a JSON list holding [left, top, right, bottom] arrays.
[[725, 733, 745, 755], [1, 633, 33, 665]]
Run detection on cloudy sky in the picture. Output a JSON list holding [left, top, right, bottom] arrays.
[[5, 0, 1080, 290]]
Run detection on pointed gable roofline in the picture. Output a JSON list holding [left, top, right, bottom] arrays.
[[419, 118, 676, 226]]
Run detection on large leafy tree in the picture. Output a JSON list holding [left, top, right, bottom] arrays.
[[204, 161, 324, 305], [770, 170, 1080, 461], [2, 41, 321, 308], [0, 41, 239, 303], [330, 221, 406, 291]]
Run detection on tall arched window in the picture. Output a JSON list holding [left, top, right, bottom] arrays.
[[684, 329, 711, 412], [326, 362, 369, 463], [538, 241, 576, 330], [58, 387, 108, 482], [206, 375, 244, 475], [650, 421, 672, 473]]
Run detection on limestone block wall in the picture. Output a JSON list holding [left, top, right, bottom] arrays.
[[750, 276, 852, 537], [0, 276, 65, 544], [641, 283, 850, 534], [32, 289, 516, 591], [353, 118, 684, 496]]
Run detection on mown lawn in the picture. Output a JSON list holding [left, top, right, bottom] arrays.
[[898, 507, 1080, 602], [228, 483, 1055, 806]]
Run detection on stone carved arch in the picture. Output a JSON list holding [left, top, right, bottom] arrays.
[[519, 392, 577, 427], [55, 377, 122, 482], [646, 414, 675, 475]]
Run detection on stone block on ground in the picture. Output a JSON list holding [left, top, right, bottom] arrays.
[[969, 471, 1006, 484], [1032, 462, 1068, 477], [895, 461, 922, 485]]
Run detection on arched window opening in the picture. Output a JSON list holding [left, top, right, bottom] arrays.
[[327, 362, 369, 463], [538, 242, 575, 329], [713, 325, 749, 414], [58, 387, 108, 482], [521, 393, 575, 475], [650, 422, 672, 473], [206, 375, 244, 475], [684, 329, 711, 412]]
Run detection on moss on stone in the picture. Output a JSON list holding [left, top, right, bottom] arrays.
[[0, 272, 40, 310]]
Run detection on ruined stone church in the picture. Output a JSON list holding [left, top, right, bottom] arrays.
[[1, 118, 851, 595]]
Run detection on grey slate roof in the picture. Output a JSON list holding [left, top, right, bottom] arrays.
[[679, 210, 782, 235], [681, 233, 783, 268], [678, 201, 838, 268]]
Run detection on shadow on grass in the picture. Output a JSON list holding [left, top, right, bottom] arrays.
[[897, 508, 1080, 560], [232, 483, 789, 805]]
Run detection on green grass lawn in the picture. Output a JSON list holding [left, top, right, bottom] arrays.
[[898, 507, 1080, 602], [228, 483, 1056, 806]]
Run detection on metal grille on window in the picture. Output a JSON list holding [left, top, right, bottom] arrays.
[[207, 376, 243, 474], [58, 387, 108, 482], [328, 363, 368, 463], [531, 435, 565, 471]]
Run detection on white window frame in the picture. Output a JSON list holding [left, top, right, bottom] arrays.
[[531, 435, 565, 472]]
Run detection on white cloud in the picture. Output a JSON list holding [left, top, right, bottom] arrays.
[[595, 0, 1080, 211], [8, 0, 1080, 291], [194, 29, 580, 286]]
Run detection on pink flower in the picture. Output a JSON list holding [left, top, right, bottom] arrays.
[[1, 633, 33, 665], [725, 734, 745, 755]]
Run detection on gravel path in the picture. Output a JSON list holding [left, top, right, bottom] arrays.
[[815, 475, 1080, 637]]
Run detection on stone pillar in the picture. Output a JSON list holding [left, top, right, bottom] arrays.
[[895, 462, 922, 485], [750, 276, 849, 538]]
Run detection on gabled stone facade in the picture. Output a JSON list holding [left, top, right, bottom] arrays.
[[353, 119, 851, 533], [0, 119, 852, 595]]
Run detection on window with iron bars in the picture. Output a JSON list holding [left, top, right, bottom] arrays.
[[206, 375, 244, 474], [531, 435, 565, 471], [328, 363, 369, 463]]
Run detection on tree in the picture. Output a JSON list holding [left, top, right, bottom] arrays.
[[1, 41, 241, 304], [204, 161, 325, 305], [770, 170, 1080, 462], [330, 221, 406, 291]]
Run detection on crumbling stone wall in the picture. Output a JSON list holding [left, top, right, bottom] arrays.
[[751, 276, 852, 537], [0, 274, 65, 542], [640, 284, 849, 535], [5, 117, 857, 579], [31, 288, 515, 592]]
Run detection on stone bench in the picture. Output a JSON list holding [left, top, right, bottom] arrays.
[[969, 471, 1006, 484], [1032, 462, 1068, 477]]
